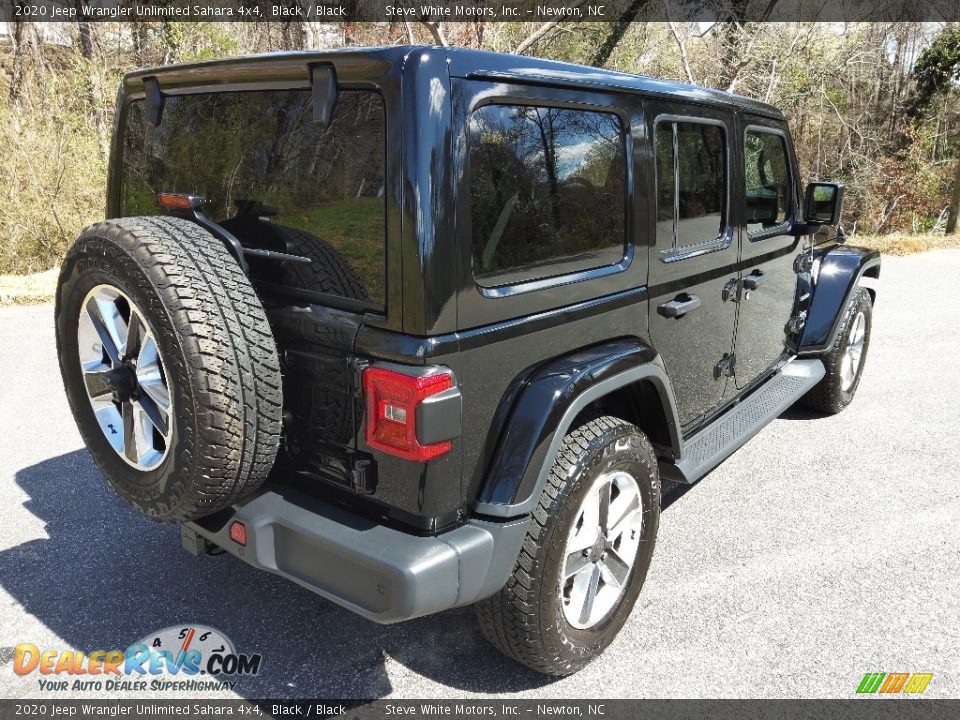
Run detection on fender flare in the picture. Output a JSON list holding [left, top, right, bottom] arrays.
[[473, 338, 681, 519], [799, 246, 880, 355]]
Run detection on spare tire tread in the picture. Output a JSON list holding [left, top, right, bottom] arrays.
[[57, 215, 282, 521]]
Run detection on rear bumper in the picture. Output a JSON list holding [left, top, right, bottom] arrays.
[[181, 487, 529, 624]]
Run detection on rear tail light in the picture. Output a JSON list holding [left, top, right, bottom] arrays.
[[362, 367, 453, 462], [229, 521, 247, 546]]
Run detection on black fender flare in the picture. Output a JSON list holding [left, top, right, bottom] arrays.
[[473, 338, 681, 519], [799, 246, 880, 355]]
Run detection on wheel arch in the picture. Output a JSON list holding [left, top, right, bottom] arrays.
[[799, 246, 880, 355], [473, 338, 681, 519]]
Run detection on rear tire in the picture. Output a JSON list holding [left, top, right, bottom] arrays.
[[55, 216, 282, 522], [800, 287, 873, 415], [475, 416, 659, 676]]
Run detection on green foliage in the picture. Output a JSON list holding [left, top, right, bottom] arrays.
[[0, 57, 111, 273], [1, 20, 958, 277], [910, 27, 960, 117]]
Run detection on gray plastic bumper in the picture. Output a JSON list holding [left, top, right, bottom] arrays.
[[181, 488, 529, 624]]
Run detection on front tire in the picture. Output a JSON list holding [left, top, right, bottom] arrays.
[[800, 287, 873, 414], [476, 416, 660, 676], [55, 216, 282, 522]]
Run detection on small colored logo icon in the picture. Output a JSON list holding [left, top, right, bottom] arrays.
[[857, 672, 933, 694], [14, 624, 261, 678]]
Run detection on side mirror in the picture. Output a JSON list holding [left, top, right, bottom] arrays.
[[804, 182, 845, 226]]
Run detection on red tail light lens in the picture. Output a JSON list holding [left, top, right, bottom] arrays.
[[229, 521, 247, 546], [362, 367, 453, 462]]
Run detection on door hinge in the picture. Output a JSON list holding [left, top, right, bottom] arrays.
[[349, 357, 370, 398], [785, 311, 807, 336], [794, 252, 814, 274], [722, 278, 740, 303], [714, 353, 736, 380]]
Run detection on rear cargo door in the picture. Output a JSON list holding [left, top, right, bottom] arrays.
[[117, 84, 389, 487]]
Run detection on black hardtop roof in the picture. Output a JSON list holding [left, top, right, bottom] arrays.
[[128, 45, 785, 119]]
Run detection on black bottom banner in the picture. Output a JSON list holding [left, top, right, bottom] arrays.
[[1, 699, 959, 720]]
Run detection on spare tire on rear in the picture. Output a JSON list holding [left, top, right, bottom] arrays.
[[55, 216, 282, 522]]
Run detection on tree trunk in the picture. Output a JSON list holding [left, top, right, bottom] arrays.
[[9, 4, 42, 104], [74, 0, 95, 59], [132, 24, 148, 66], [591, 0, 649, 67], [947, 159, 960, 235], [9, 13, 26, 103]]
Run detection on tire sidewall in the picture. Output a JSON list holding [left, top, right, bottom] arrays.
[[538, 423, 660, 670], [833, 288, 873, 408], [56, 232, 197, 518]]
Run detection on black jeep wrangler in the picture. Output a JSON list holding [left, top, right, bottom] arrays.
[[55, 47, 879, 675]]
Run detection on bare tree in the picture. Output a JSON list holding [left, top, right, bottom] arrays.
[[8, 3, 43, 104], [514, 2, 588, 55], [591, 0, 651, 67]]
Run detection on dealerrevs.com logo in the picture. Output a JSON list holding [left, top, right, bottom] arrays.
[[13, 625, 261, 692]]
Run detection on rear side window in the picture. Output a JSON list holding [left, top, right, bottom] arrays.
[[656, 120, 727, 255], [468, 104, 627, 285], [120, 89, 386, 310], [744, 129, 792, 234]]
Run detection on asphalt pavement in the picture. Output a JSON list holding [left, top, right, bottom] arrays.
[[1, 250, 958, 700]]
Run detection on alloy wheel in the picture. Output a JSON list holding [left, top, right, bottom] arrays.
[[840, 311, 866, 392], [560, 469, 643, 629], [76, 284, 173, 470]]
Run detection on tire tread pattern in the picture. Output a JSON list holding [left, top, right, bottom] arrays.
[[475, 416, 658, 676], [61, 216, 282, 521]]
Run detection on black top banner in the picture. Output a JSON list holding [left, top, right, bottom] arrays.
[[2, 0, 959, 23]]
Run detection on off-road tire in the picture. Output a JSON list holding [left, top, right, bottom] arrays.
[[55, 216, 282, 522], [475, 416, 660, 676], [800, 287, 873, 414]]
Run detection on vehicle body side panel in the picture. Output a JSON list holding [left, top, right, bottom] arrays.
[[355, 289, 654, 527], [398, 48, 459, 336]]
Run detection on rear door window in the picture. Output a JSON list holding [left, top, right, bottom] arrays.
[[120, 89, 386, 310], [468, 103, 628, 286], [655, 119, 728, 257]]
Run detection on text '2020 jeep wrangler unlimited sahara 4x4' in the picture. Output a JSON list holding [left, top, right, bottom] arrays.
[[55, 47, 879, 675]]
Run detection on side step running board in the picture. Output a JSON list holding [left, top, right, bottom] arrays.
[[659, 359, 825, 484]]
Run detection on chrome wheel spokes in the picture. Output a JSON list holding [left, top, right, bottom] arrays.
[[77, 285, 172, 471], [841, 311, 866, 392], [561, 469, 643, 629]]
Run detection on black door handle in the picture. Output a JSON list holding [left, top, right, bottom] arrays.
[[742, 270, 766, 291], [657, 293, 702, 318]]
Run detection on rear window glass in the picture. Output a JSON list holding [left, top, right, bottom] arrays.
[[468, 104, 627, 285], [120, 89, 386, 310]]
